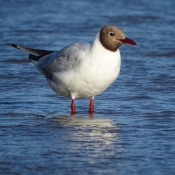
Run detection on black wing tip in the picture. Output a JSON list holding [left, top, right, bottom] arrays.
[[11, 44, 55, 61], [29, 54, 43, 61], [11, 44, 18, 48]]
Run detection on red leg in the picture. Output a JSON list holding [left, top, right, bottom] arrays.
[[89, 98, 94, 114], [71, 99, 76, 115]]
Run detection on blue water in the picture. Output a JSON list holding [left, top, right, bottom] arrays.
[[0, 0, 175, 174]]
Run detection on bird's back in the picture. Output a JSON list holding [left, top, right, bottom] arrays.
[[35, 42, 91, 80]]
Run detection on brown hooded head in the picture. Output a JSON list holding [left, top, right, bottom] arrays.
[[99, 26, 136, 52]]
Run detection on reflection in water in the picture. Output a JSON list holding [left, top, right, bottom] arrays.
[[49, 114, 122, 148]]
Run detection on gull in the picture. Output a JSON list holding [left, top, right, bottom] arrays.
[[12, 25, 136, 115]]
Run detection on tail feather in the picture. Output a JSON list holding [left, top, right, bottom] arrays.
[[11, 44, 55, 61]]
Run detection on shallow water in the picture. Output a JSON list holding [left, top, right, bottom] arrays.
[[0, 0, 175, 174]]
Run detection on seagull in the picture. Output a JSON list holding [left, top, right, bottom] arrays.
[[12, 25, 136, 115]]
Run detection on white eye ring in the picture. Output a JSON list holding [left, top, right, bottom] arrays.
[[109, 31, 114, 36]]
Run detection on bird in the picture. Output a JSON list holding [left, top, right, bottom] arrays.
[[12, 25, 136, 115]]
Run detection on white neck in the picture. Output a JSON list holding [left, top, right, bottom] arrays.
[[89, 32, 121, 67], [90, 32, 120, 59]]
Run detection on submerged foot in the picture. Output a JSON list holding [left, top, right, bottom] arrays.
[[71, 99, 76, 115], [89, 98, 95, 114]]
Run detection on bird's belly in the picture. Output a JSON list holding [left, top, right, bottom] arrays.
[[48, 64, 120, 99]]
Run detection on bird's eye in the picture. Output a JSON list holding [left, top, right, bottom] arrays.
[[109, 32, 114, 36]]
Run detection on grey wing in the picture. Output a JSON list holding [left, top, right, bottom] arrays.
[[36, 43, 91, 80]]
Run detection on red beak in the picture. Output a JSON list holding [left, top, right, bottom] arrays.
[[118, 37, 136, 45]]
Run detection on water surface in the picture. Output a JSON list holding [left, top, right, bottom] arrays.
[[0, 0, 175, 174]]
